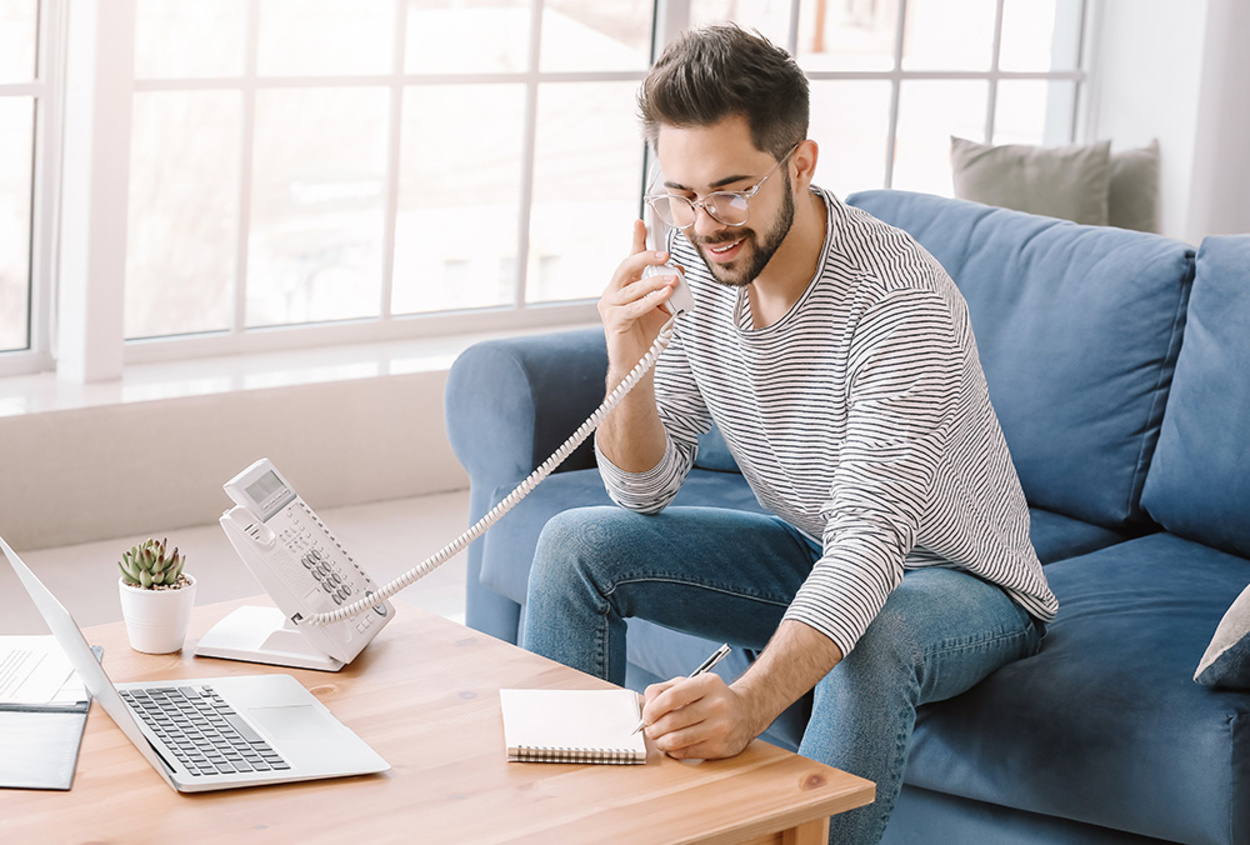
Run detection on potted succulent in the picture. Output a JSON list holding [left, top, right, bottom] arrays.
[[117, 538, 197, 654]]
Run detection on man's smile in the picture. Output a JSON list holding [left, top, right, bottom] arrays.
[[700, 236, 747, 264]]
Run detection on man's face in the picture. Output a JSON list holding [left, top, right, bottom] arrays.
[[655, 116, 796, 288]]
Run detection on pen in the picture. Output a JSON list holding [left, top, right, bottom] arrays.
[[631, 642, 732, 735]]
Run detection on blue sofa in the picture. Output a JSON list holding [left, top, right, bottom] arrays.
[[445, 190, 1250, 845]]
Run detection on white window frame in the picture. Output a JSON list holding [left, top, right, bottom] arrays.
[[0, 0, 64, 379], [10, 0, 1091, 383], [57, 0, 652, 378], [658, 0, 1089, 184]]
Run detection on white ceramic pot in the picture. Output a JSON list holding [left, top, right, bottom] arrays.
[[118, 574, 198, 654]]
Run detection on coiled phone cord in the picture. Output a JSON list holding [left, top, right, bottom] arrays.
[[305, 314, 680, 626]]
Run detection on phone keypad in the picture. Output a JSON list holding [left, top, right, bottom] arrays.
[[273, 505, 367, 609]]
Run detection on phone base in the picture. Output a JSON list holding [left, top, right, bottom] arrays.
[[193, 605, 345, 672]]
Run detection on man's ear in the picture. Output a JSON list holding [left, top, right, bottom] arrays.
[[792, 139, 819, 189]]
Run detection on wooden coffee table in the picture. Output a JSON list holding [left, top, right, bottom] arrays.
[[0, 597, 873, 843]]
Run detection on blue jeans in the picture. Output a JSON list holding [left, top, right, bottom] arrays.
[[522, 506, 1044, 844]]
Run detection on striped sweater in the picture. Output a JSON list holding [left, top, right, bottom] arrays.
[[596, 187, 1058, 657]]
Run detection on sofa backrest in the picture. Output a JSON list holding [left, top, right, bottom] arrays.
[[1141, 236, 1250, 558], [694, 426, 738, 472], [846, 190, 1194, 528]]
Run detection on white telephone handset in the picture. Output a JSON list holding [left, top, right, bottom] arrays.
[[292, 228, 698, 631], [205, 459, 394, 669], [643, 262, 696, 316]]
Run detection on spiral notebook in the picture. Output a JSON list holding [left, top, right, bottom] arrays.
[[499, 688, 647, 765]]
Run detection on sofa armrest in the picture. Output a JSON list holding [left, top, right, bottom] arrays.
[[445, 327, 608, 490]]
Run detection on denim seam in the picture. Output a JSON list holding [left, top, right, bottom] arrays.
[[922, 625, 1034, 661], [607, 575, 794, 609]]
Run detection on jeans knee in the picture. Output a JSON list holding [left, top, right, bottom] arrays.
[[849, 601, 923, 673], [530, 507, 618, 588]]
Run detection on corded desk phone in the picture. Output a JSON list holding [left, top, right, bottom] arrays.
[[197, 257, 693, 671], [195, 459, 395, 671]]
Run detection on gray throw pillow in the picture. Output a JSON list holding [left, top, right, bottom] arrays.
[[1195, 583, 1250, 689], [1108, 139, 1161, 233], [950, 136, 1111, 225]]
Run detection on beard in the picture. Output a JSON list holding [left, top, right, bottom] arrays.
[[692, 176, 796, 289]]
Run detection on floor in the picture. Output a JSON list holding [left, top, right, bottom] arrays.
[[0, 489, 472, 636]]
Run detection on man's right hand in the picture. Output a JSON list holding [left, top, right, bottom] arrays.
[[599, 220, 683, 371], [594, 220, 684, 473]]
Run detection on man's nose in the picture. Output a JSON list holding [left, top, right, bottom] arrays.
[[691, 203, 728, 240]]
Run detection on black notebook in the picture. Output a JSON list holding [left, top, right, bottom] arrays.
[[499, 688, 647, 765]]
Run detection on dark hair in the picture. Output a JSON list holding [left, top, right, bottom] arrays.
[[638, 24, 809, 160]]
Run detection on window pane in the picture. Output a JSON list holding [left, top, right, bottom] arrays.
[[393, 85, 525, 315], [539, 0, 651, 72], [798, 0, 898, 71], [134, 0, 248, 79], [689, 0, 792, 50], [0, 0, 37, 83], [528, 82, 644, 304], [1000, 0, 1083, 73], [248, 88, 389, 327], [257, 0, 394, 76], [0, 97, 31, 351], [808, 80, 891, 196], [901, 0, 996, 71], [406, 0, 532, 74], [893, 79, 987, 196], [126, 92, 241, 339], [993, 79, 1076, 146]]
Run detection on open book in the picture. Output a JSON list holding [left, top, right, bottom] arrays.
[[500, 688, 647, 765]]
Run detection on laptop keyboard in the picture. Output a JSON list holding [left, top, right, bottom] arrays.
[[120, 685, 291, 777]]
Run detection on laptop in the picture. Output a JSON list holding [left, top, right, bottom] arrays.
[[1, 535, 389, 792]]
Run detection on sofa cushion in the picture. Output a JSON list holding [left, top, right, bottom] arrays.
[[1027, 507, 1141, 564], [479, 467, 770, 605], [693, 424, 739, 472], [1108, 140, 1161, 233], [902, 533, 1250, 845], [1196, 583, 1250, 689], [949, 137, 1161, 233], [1141, 235, 1250, 559], [950, 136, 1112, 225], [885, 786, 1181, 845], [846, 190, 1193, 528]]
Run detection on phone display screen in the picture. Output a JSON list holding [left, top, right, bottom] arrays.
[[245, 470, 291, 516]]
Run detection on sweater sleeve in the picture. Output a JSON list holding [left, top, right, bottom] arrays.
[[783, 289, 964, 657]]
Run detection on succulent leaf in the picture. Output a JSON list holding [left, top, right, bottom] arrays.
[[120, 538, 190, 589]]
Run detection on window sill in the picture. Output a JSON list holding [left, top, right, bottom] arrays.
[[0, 323, 599, 418]]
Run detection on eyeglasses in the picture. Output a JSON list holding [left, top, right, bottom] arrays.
[[645, 144, 799, 229]]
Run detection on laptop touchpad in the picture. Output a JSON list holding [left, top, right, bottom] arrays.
[[248, 704, 330, 741]]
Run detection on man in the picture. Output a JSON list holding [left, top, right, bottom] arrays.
[[522, 24, 1057, 844]]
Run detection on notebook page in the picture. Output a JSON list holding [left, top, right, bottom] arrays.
[[0, 636, 87, 709], [500, 688, 646, 763]]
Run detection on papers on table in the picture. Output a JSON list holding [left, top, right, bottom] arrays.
[[0, 636, 89, 712]]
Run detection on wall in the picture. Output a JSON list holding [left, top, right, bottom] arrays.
[[0, 371, 468, 551], [1186, 0, 1250, 240], [1085, 0, 1207, 241], [1087, 0, 1250, 243]]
